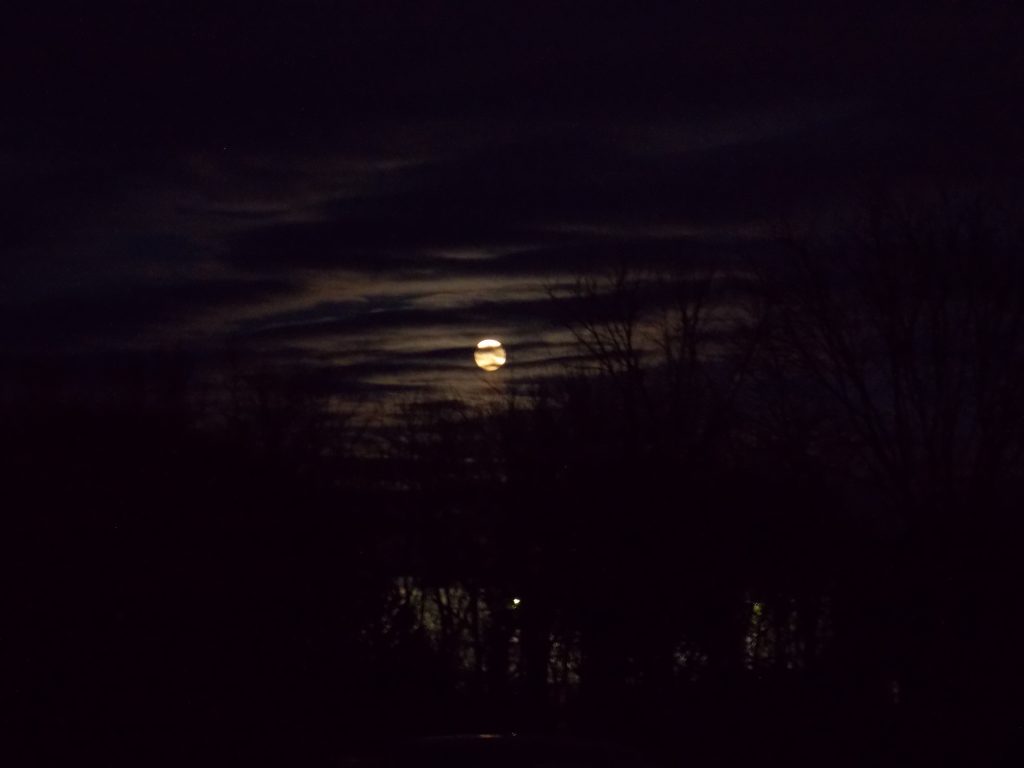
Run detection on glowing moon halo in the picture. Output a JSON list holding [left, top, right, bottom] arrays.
[[474, 339, 507, 372]]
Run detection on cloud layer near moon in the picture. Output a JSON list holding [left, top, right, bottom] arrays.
[[2, 2, 1020, 402]]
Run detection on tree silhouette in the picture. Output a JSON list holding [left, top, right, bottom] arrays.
[[752, 191, 1024, 758]]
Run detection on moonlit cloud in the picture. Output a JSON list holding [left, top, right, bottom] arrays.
[[3, 2, 1019, 401]]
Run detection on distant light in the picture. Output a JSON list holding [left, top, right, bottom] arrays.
[[474, 339, 507, 372], [512, 597, 521, 606]]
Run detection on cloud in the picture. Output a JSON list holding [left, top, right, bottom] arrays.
[[4, 0, 1019, 403], [218, 115, 855, 282], [0, 277, 298, 353], [222, 268, 752, 398]]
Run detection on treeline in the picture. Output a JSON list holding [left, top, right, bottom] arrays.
[[5, 194, 1024, 766]]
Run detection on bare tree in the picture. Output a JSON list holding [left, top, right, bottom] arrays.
[[761, 193, 1024, 519], [755, 190, 1024, 720], [549, 259, 758, 464]]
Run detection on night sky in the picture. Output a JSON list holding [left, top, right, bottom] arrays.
[[3, 1, 1022, 401]]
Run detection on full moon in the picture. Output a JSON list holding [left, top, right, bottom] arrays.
[[474, 339, 507, 372]]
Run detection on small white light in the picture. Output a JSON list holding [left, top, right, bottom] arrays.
[[512, 597, 521, 606]]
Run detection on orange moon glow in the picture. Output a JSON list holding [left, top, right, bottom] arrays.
[[474, 339, 507, 372]]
